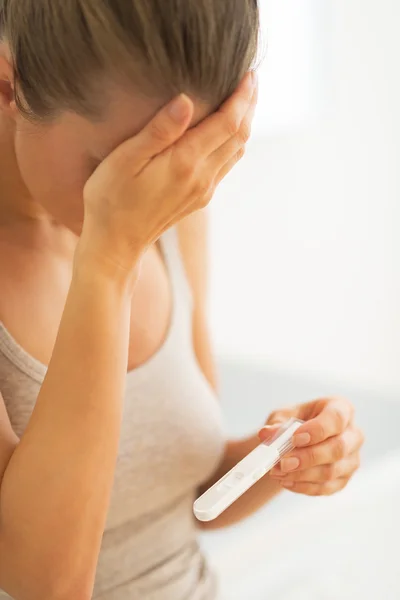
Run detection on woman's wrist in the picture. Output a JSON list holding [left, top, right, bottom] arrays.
[[72, 254, 140, 301], [74, 225, 144, 296]]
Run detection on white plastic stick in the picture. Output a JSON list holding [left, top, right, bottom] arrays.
[[193, 418, 303, 522]]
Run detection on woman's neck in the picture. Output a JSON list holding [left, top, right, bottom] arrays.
[[0, 115, 77, 256], [0, 114, 46, 224]]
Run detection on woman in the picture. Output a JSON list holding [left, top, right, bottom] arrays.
[[0, 1, 364, 599]]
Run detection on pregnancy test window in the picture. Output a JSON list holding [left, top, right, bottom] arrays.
[[209, 0, 331, 365]]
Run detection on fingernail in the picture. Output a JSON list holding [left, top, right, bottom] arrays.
[[258, 425, 276, 440], [259, 425, 273, 434], [168, 94, 191, 123], [282, 481, 294, 488], [281, 457, 300, 472], [293, 433, 311, 447]]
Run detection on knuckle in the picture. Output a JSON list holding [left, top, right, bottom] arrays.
[[198, 190, 213, 209], [332, 402, 349, 431], [229, 148, 246, 170], [308, 485, 321, 497], [324, 463, 337, 481], [319, 484, 330, 496], [175, 152, 196, 179], [314, 421, 327, 442], [332, 409, 346, 432], [236, 147, 246, 162], [223, 113, 241, 137], [329, 479, 347, 496], [237, 122, 252, 145], [323, 483, 336, 496], [193, 176, 213, 199], [333, 436, 346, 461], [149, 119, 170, 143], [305, 446, 318, 467]]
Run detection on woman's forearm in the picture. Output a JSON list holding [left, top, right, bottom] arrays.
[[198, 435, 283, 530], [0, 260, 135, 600]]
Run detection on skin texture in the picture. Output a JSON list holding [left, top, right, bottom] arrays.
[[0, 42, 364, 600]]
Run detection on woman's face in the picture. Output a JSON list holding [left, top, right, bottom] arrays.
[[12, 87, 208, 233]]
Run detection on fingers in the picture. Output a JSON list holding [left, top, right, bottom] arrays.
[[210, 82, 258, 176], [95, 74, 256, 205], [258, 407, 297, 442], [257, 424, 283, 444], [260, 397, 363, 498], [277, 427, 363, 473], [179, 72, 256, 160], [211, 131, 248, 182], [109, 94, 194, 173], [265, 407, 296, 427], [271, 453, 361, 483], [293, 397, 355, 447]]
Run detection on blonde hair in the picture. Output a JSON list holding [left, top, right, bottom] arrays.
[[0, 0, 259, 120]]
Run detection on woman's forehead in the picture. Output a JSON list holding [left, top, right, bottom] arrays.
[[83, 87, 212, 161]]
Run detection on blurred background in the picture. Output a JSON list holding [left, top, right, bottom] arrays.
[[201, 1, 400, 598]]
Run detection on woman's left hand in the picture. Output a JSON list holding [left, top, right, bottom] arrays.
[[259, 397, 364, 496]]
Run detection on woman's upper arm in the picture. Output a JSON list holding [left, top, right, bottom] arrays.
[[177, 210, 218, 391], [0, 391, 19, 479]]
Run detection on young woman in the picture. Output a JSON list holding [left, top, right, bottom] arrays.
[[0, 1, 364, 599]]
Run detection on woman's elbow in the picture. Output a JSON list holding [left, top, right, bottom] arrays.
[[0, 542, 94, 600]]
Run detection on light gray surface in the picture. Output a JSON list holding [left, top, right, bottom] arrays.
[[217, 359, 400, 465], [200, 359, 400, 585]]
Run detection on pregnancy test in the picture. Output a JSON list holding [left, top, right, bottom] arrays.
[[193, 418, 303, 522]]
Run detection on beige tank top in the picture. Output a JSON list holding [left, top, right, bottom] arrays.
[[0, 228, 225, 600]]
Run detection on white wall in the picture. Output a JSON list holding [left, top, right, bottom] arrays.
[[253, 0, 327, 136], [209, 0, 400, 396]]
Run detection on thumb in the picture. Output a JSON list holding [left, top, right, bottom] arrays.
[[258, 408, 295, 442], [133, 94, 194, 164], [258, 424, 282, 443], [265, 408, 295, 427], [101, 94, 194, 177]]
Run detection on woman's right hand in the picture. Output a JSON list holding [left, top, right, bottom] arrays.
[[80, 72, 258, 279]]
